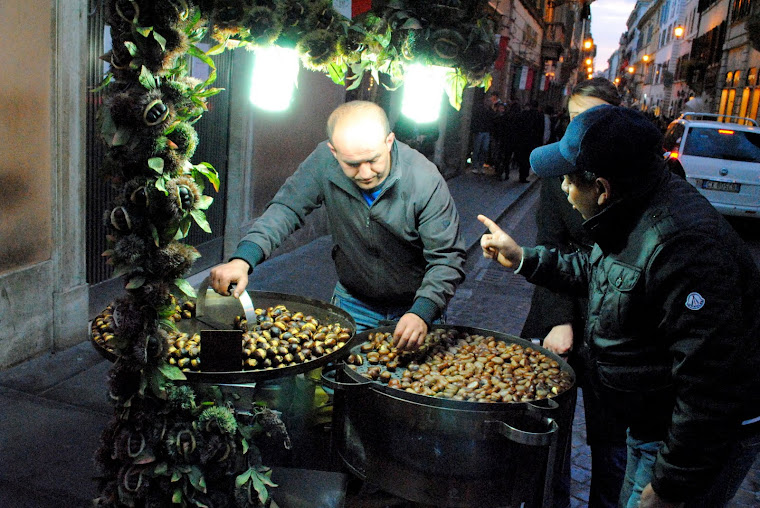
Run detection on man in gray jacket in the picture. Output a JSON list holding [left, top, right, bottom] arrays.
[[479, 105, 760, 507], [210, 101, 466, 349]]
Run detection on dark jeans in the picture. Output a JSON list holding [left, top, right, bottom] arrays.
[[583, 384, 628, 508], [620, 423, 760, 507]]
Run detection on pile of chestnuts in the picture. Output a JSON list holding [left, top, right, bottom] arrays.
[[346, 328, 573, 403], [92, 300, 352, 373], [235, 304, 351, 371]]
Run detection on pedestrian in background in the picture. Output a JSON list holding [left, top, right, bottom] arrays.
[[522, 77, 627, 508], [470, 91, 499, 174], [514, 100, 544, 182], [490, 101, 508, 179], [479, 105, 760, 508], [497, 100, 522, 181]]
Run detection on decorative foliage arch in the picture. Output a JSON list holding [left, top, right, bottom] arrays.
[[93, 1, 497, 506]]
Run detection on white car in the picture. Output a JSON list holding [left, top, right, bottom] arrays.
[[663, 113, 760, 218]]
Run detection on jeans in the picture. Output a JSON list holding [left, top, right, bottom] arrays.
[[619, 424, 760, 508], [330, 282, 444, 332], [589, 440, 628, 508], [471, 131, 490, 170]]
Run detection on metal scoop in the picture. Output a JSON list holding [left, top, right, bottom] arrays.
[[194, 276, 257, 330]]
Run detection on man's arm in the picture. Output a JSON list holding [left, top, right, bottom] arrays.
[[397, 176, 466, 349]]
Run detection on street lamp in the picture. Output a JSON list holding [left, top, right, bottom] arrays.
[[628, 66, 635, 74], [674, 25, 684, 38], [583, 39, 593, 50], [642, 54, 650, 63], [614, 77, 620, 84], [585, 58, 592, 66]]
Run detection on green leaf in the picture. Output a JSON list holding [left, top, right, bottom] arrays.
[[187, 45, 216, 72], [150, 224, 161, 247], [194, 87, 224, 98], [174, 216, 192, 240], [148, 157, 165, 174], [241, 437, 249, 455], [149, 367, 168, 399], [126, 275, 146, 289], [190, 209, 211, 233], [172, 488, 183, 502], [174, 278, 197, 298], [327, 62, 346, 85], [346, 74, 364, 91], [206, 42, 227, 56], [445, 70, 467, 111], [124, 41, 138, 57], [159, 362, 188, 381], [197, 195, 213, 210], [235, 469, 253, 488], [136, 25, 153, 37], [251, 471, 270, 505], [193, 163, 220, 192], [188, 466, 207, 493], [171, 471, 182, 483], [155, 175, 168, 194], [154, 462, 168, 475], [153, 31, 167, 51], [159, 317, 178, 332], [92, 72, 113, 93], [139, 65, 157, 90]]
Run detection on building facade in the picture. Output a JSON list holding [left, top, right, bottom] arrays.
[[611, 0, 760, 121]]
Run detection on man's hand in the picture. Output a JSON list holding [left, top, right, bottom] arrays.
[[639, 483, 684, 508], [209, 259, 251, 298], [393, 313, 428, 350], [477, 214, 523, 268], [543, 323, 574, 355]]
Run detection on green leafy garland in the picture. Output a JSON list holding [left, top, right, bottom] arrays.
[[93, 1, 496, 507]]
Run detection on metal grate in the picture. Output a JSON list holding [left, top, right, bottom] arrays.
[[85, 4, 112, 284]]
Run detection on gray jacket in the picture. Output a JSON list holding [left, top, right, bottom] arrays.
[[232, 140, 466, 324]]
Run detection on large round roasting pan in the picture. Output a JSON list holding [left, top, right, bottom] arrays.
[[92, 289, 356, 384], [323, 325, 577, 508]]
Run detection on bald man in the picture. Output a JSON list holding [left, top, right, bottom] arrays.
[[210, 101, 466, 349]]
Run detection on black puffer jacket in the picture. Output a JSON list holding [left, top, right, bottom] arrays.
[[519, 169, 760, 501]]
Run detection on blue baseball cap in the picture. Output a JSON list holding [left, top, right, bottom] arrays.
[[529, 105, 664, 179]]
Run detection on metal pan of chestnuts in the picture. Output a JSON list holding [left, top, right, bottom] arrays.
[[91, 290, 357, 383], [338, 325, 575, 410]]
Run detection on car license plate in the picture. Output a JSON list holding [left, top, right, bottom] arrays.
[[701, 180, 741, 193]]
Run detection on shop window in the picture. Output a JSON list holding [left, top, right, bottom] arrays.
[[726, 71, 734, 86], [748, 67, 758, 87], [750, 88, 760, 122], [739, 88, 751, 124], [733, 70, 742, 87]]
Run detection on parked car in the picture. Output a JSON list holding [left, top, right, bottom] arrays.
[[663, 113, 760, 218]]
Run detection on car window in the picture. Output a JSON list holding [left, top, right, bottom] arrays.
[[683, 127, 760, 162], [663, 123, 685, 151]]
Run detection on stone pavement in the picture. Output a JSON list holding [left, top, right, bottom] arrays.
[[1, 170, 758, 507]]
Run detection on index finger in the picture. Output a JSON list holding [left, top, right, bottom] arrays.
[[477, 214, 503, 234]]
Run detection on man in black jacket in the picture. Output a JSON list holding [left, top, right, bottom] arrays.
[[478, 105, 760, 507]]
